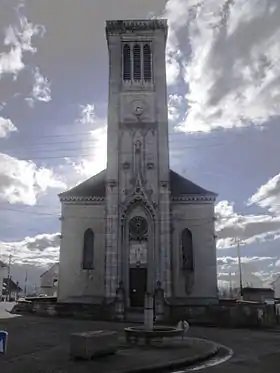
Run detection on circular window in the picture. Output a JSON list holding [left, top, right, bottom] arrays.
[[129, 216, 148, 241]]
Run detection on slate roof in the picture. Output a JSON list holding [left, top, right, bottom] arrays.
[[169, 170, 216, 196], [59, 169, 216, 198], [59, 170, 106, 198]]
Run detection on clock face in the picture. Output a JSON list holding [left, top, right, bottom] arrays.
[[132, 100, 145, 117]]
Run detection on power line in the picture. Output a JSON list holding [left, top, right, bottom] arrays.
[[1, 140, 237, 162], [0, 206, 215, 226], [0, 130, 248, 155]]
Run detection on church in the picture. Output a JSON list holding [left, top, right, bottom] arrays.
[[58, 19, 218, 316]]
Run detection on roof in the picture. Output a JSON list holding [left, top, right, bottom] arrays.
[[3, 278, 22, 292], [0, 260, 7, 268], [59, 169, 216, 199], [40, 262, 59, 278], [271, 275, 280, 285], [169, 170, 216, 196], [59, 170, 106, 198]]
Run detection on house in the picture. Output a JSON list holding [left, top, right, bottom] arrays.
[[2, 277, 22, 301], [0, 261, 8, 300], [242, 287, 275, 303], [271, 275, 280, 299], [40, 263, 59, 297]]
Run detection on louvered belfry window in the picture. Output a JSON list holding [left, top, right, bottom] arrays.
[[143, 44, 152, 81], [122, 42, 152, 83], [133, 44, 141, 81], [123, 44, 131, 81]]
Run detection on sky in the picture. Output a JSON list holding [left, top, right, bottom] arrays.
[[0, 0, 280, 292]]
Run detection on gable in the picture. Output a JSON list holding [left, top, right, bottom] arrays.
[[59, 168, 216, 199]]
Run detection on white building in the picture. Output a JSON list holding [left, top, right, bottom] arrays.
[[0, 260, 7, 300], [40, 263, 59, 297], [272, 275, 280, 299], [58, 20, 218, 316]]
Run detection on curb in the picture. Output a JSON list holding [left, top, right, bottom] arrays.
[[116, 338, 219, 373]]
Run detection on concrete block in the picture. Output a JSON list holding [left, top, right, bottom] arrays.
[[70, 330, 118, 360]]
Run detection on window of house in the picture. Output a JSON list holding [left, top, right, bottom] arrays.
[[82, 228, 94, 270], [181, 228, 194, 271]]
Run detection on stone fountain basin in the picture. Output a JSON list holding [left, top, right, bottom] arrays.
[[124, 326, 184, 343]]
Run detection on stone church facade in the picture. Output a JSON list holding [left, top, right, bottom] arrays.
[[58, 20, 218, 313]]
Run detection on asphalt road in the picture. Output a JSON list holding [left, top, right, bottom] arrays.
[[0, 307, 279, 372]]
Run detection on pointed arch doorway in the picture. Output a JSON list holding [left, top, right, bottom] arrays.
[[128, 216, 148, 308]]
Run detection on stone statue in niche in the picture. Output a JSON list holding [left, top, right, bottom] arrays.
[[115, 281, 125, 321], [154, 281, 164, 322]]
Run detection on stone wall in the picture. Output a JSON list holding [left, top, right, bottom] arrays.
[[171, 201, 217, 303], [168, 301, 278, 329], [11, 298, 278, 329], [58, 202, 105, 303]]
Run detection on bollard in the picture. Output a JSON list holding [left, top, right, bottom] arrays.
[[144, 293, 154, 330], [0, 331, 8, 354]]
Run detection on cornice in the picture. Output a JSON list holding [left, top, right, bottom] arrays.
[[60, 196, 105, 204], [106, 19, 168, 35], [171, 195, 216, 203]]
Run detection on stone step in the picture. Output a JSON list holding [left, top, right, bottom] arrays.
[[126, 311, 144, 323]]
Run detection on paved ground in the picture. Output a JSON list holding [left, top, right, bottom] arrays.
[[0, 305, 280, 373], [0, 314, 216, 373], [187, 327, 280, 373]]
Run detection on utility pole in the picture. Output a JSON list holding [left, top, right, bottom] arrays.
[[229, 270, 233, 298], [24, 270, 28, 298], [236, 238, 243, 300]]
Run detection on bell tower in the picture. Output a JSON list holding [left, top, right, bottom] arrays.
[[105, 20, 171, 303]]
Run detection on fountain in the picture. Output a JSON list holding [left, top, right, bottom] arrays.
[[124, 292, 185, 344]]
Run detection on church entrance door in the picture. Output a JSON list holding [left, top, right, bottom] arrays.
[[129, 267, 147, 308]]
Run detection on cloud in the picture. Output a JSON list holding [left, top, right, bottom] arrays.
[[0, 232, 60, 267], [215, 199, 280, 249], [248, 173, 280, 214], [77, 104, 95, 125], [217, 256, 276, 266], [0, 4, 45, 78], [0, 116, 17, 138], [0, 153, 66, 205], [70, 125, 107, 179], [26, 67, 51, 106], [168, 94, 184, 122], [163, 0, 280, 132]]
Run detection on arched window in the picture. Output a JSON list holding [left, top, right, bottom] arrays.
[[143, 44, 152, 81], [123, 44, 131, 81], [82, 228, 94, 270], [181, 228, 194, 271], [133, 44, 141, 81]]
